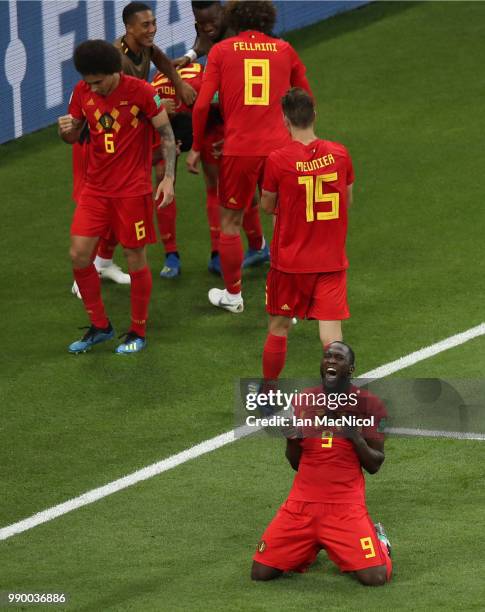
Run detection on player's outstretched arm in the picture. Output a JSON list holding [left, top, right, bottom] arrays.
[[152, 109, 176, 208], [261, 190, 277, 215], [57, 114, 83, 144], [285, 439, 302, 471], [152, 45, 196, 106]]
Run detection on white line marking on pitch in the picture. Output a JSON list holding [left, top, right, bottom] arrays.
[[1, 322, 484, 542]]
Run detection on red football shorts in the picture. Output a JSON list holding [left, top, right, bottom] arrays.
[[201, 123, 224, 165], [71, 193, 156, 249], [253, 500, 389, 574], [219, 155, 266, 210], [265, 268, 350, 320]]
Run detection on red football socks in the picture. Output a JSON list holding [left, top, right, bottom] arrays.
[[156, 197, 177, 253], [129, 266, 152, 337], [206, 187, 220, 252], [243, 200, 264, 250], [262, 333, 288, 379], [219, 232, 243, 294], [73, 264, 109, 328]]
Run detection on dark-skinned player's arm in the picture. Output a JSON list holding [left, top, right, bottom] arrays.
[[349, 432, 385, 474], [152, 107, 176, 208], [173, 29, 212, 67], [285, 438, 302, 471], [186, 48, 220, 174], [152, 44, 196, 106], [57, 114, 83, 144]]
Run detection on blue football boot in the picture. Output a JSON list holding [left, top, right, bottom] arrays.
[[243, 242, 270, 268], [160, 253, 181, 279], [68, 323, 114, 354], [115, 331, 146, 355]]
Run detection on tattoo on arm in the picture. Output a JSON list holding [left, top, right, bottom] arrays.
[[157, 122, 177, 179]]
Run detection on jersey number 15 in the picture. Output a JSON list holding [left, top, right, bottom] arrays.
[[298, 173, 339, 222]]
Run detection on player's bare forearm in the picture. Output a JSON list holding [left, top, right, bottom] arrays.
[[152, 111, 176, 179], [261, 190, 277, 214], [158, 124, 176, 179], [347, 184, 353, 208], [285, 439, 302, 471], [351, 436, 385, 474], [194, 33, 212, 58], [153, 45, 180, 85], [153, 46, 196, 105]]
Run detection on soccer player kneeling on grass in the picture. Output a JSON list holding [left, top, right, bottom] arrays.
[[261, 88, 353, 379], [252, 342, 393, 586], [58, 40, 175, 355]]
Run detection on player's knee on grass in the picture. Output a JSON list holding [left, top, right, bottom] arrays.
[[251, 561, 283, 581], [354, 565, 388, 586]]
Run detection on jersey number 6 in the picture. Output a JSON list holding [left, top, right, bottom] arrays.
[[298, 173, 339, 222], [104, 133, 115, 154]]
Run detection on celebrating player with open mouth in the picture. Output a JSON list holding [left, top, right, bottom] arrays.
[[252, 342, 393, 586]]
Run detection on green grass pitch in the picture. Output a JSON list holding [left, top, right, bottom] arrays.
[[1, 2, 485, 610]]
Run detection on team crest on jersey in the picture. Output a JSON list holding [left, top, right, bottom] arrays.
[[257, 540, 266, 553], [99, 112, 115, 130], [87, 98, 95, 106]]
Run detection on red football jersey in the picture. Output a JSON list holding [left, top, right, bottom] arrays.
[[151, 63, 203, 114], [192, 30, 311, 156], [68, 74, 161, 197], [288, 385, 387, 504], [263, 138, 354, 273]]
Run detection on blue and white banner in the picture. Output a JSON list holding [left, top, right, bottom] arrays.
[[0, 0, 368, 144]]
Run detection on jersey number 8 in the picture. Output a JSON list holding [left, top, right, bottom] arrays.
[[244, 59, 269, 106]]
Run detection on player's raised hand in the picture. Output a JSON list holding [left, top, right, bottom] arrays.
[[179, 81, 197, 106], [186, 149, 200, 174], [57, 114, 75, 134], [156, 176, 175, 208]]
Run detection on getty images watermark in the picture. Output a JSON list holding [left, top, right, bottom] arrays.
[[236, 378, 485, 440], [244, 387, 375, 429]]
